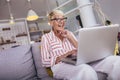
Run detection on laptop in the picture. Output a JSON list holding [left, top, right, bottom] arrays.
[[61, 24, 119, 65]]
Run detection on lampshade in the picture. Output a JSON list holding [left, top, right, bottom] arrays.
[[27, 9, 39, 21]]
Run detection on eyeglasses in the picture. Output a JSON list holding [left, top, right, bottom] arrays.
[[50, 17, 67, 22]]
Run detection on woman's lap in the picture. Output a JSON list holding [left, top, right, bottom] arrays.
[[51, 56, 120, 80], [51, 62, 97, 80]]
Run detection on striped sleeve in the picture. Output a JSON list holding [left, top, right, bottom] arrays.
[[41, 35, 57, 67]]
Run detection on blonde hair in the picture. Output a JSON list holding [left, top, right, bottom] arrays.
[[48, 10, 65, 21]]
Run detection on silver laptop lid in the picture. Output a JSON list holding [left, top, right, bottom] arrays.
[[76, 24, 119, 65]]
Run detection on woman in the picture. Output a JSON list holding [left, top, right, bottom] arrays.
[[41, 10, 97, 80], [41, 10, 120, 80]]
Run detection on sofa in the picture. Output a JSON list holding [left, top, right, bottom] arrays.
[[0, 42, 107, 80], [0, 42, 59, 80]]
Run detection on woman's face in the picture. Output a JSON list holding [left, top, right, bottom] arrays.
[[50, 14, 66, 35]]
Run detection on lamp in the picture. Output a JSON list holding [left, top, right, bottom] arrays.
[[9, 14, 15, 24], [7, 0, 15, 24], [27, 0, 39, 21]]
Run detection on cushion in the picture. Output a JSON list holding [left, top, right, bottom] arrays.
[[0, 45, 36, 80], [31, 42, 49, 78]]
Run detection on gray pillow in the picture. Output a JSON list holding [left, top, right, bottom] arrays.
[[31, 42, 49, 79], [0, 45, 36, 80]]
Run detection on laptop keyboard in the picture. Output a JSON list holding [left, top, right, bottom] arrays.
[[72, 58, 77, 61], [67, 55, 77, 61]]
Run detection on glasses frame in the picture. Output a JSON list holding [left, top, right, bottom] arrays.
[[50, 17, 67, 22]]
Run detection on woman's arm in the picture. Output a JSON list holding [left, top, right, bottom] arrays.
[[41, 35, 57, 67], [60, 30, 78, 48], [67, 31, 78, 48]]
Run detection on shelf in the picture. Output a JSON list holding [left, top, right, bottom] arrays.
[[0, 41, 16, 45], [30, 29, 50, 34], [30, 30, 42, 33], [16, 33, 28, 37], [2, 27, 11, 31], [44, 30, 50, 33]]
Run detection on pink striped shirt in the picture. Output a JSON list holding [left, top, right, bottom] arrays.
[[41, 30, 76, 67]]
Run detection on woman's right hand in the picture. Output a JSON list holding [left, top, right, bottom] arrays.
[[55, 49, 77, 64]]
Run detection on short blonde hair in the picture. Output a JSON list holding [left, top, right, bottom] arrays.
[[48, 10, 65, 21]]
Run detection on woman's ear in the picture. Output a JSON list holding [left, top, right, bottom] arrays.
[[49, 21, 53, 26]]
